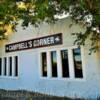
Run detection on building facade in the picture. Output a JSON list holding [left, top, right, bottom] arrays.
[[0, 18, 100, 99]]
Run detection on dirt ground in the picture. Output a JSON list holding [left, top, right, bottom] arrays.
[[0, 89, 84, 100]]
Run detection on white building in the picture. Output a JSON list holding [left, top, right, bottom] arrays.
[[0, 18, 100, 99]]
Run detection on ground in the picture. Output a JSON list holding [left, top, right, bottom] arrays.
[[0, 89, 84, 100]]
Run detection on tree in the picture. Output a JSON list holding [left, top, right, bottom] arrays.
[[0, 0, 100, 53]]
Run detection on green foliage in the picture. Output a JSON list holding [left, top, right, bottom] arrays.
[[0, 0, 100, 53]]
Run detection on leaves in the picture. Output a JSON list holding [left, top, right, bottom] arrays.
[[0, 0, 100, 53]]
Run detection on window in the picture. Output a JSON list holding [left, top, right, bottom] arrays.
[[73, 48, 83, 78], [41, 52, 47, 77], [15, 56, 18, 76], [51, 51, 58, 77], [0, 56, 18, 77], [40, 47, 84, 79], [0, 58, 2, 75], [16, 0, 23, 2], [61, 50, 69, 77], [9, 57, 12, 76], [4, 57, 7, 76]]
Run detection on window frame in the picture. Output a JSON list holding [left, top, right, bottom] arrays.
[[39, 46, 86, 81], [0, 56, 19, 79]]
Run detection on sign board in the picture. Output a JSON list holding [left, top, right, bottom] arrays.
[[5, 33, 62, 53]]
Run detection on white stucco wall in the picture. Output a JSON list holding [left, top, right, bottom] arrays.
[[0, 18, 100, 99]]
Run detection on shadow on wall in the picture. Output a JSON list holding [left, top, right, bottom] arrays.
[[0, 40, 7, 47]]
